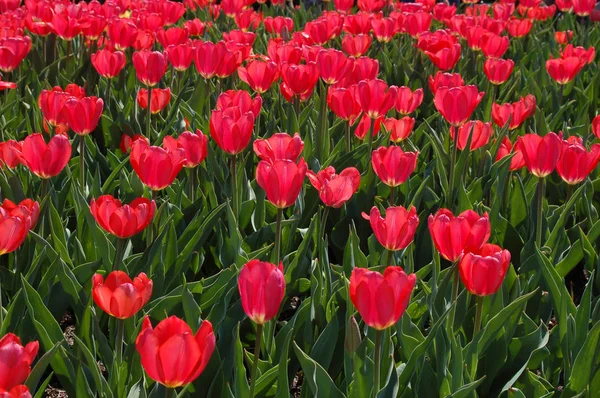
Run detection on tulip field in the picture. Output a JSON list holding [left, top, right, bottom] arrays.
[[3, 0, 600, 397]]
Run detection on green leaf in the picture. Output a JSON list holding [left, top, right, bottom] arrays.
[[292, 342, 346, 398], [565, 320, 600, 394], [233, 324, 250, 398], [25, 342, 62, 392]]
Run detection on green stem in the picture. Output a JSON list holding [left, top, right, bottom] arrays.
[[113, 238, 126, 271], [373, 329, 383, 397], [189, 167, 197, 203], [447, 263, 459, 333], [390, 186, 396, 206], [345, 122, 352, 153], [473, 295, 484, 337], [317, 82, 328, 163], [367, 117, 375, 154], [231, 154, 238, 221], [536, 177, 545, 247], [116, 318, 125, 365], [406, 245, 414, 274], [0, 283, 3, 332], [249, 323, 263, 398], [146, 85, 152, 137], [294, 96, 300, 121], [274, 208, 283, 264], [79, 135, 86, 190], [447, 132, 459, 209], [384, 249, 394, 266], [165, 387, 175, 398], [105, 78, 112, 112], [147, 190, 158, 247]]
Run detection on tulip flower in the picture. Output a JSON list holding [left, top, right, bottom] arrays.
[[507, 18, 533, 38], [428, 209, 491, 262], [238, 259, 286, 325], [132, 50, 168, 87], [0, 140, 22, 169], [424, 41, 462, 71], [0, 334, 39, 391], [362, 206, 420, 251], [515, 132, 561, 178], [107, 18, 138, 50], [1, 199, 39, 231], [163, 130, 208, 168], [0, 385, 32, 398], [0, 78, 16, 91], [556, 136, 600, 185], [238, 59, 280, 94], [136, 316, 216, 388], [256, 158, 308, 209], [403, 10, 433, 37], [38, 87, 72, 128], [0, 208, 30, 256], [157, 27, 189, 48], [137, 88, 171, 114], [253, 133, 304, 162], [428, 72, 465, 94], [280, 62, 320, 99], [372, 146, 418, 187], [495, 137, 526, 171], [62, 96, 104, 135], [480, 32, 510, 58], [92, 271, 153, 319], [491, 95, 536, 130], [395, 87, 424, 115], [130, 139, 186, 190], [556, 0, 574, 12], [383, 117, 415, 143], [210, 107, 256, 155], [120, 134, 149, 154], [90, 195, 156, 239], [0, 36, 32, 73], [91, 49, 127, 78], [316, 48, 351, 85], [450, 121, 492, 151], [572, 0, 595, 16], [264, 16, 294, 37], [327, 85, 361, 123], [546, 56, 585, 85], [433, 85, 484, 127], [371, 17, 396, 43], [307, 166, 360, 208], [341, 34, 372, 57], [165, 43, 194, 71], [561, 44, 595, 64], [19, 133, 71, 179], [555, 30, 573, 45], [459, 244, 511, 296], [215, 90, 262, 119], [592, 115, 600, 140], [484, 58, 515, 85], [350, 57, 379, 84]]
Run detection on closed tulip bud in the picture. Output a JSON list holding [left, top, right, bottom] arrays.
[[256, 158, 307, 208], [371, 17, 396, 43], [62, 96, 103, 135], [165, 43, 194, 71], [0, 384, 32, 398], [572, 0, 595, 16], [210, 107, 255, 155], [433, 85, 484, 127], [19, 133, 71, 179], [92, 271, 153, 319], [395, 87, 423, 115], [163, 130, 208, 168], [237, 259, 286, 324], [0, 207, 29, 255], [136, 316, 215, 388], [0, 36, 32, 73], [0, 334, 38, 391], [362, 205, 420, 251], [0, 140, 22, 169], [184, 19, 206, 37], [327, 85, 361, 123], [253, 132, 304, 162], [480, 32, 510, 58], [592, 115, 600, 140], [450, 120, 492, 151], [38, 87, 72, 128], [107, 19, 138, 50], [157, 27, 189, 48], [428, 209, 491, 262], [132, 50, 168, 87], [383, 117, 415, 143], [137, 88, 171, 114], [238, 59, 280, 94], [216, 90, 262, 118], [356, 79, 397, 119], [484, 58, 514, 85], [91, 49, 126, 78], [556, 136, 600, 185], [459, 244, 511, 296], [341, 34, 372, 57], [372, 146, 418, 187], [428, 71, 465, 95], [424, 42, 462, 71], [555, 30, 573, 45], [130, 139, 186, 190], [264, 16, 294, 37], [307, 166, 360, 208], [546, 56, 585, 84], [280, 62, 320, 98], [515, 132, 561, 178], [349, 267, 416, 330], [317, 48, 351, 85], [506, 17, 533, 38], [495, 137, 526, 171], [90, 195, 156, 238]]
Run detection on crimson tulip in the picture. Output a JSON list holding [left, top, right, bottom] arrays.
[[572, 0, 595, 16], [0, 334, 38, 391], [555, 30, 573, 45], [253, 133, 304, 162], [327, 85, 361, 123], [450, 121, 492, 151], [546, 56, 585, 85], [193, 41, 228, 78], [90, 195, 156, 238], [185, 19, 206, 37], [506, 17, 533, 38], [91, 49, 126, 78], [120, 134, 149, 154], [592, 115, 600, 140], [136, 316, 215, 388], [561, 44, 595, 64], [238, 59, 280, 94], [307, 166, 360, 208], [256, 158, 307, 208], [210, 107, 255, 155], [238, 259, 286, 325], [341, 34, 372, 57], [130, 139, 186, 190], [371, 17, 396, 43], [356, 79, 398, 119], [395, 87, 424, 115], [556, 0, 574, 12], [216, 90, 262, 119], [0, 385, 32, 398], [0, 36, 31, 73], [362, 206, 420, 251], [556, 136, 600, 185], [349, 267, 416, 330], [280, 62, 319, 99], [19, 133, 71, 179], [484, 58, 514, 85], [491, 95, 536, 130], [107, 19, 138, 50], [495, 137, 526, 171], [0, 78, 16, 91], [92, 271, 153, 319], [515, 132, 561, 178], [137, 88, 171, 114], [1, 199, 39, 231], [371, 146, 418, 187], [480, 32, 510, 58], [434, 85, 484, 127], [132, 50, 168, 87], [317, 49, 351, 85], [38, 87, 72, 128], [459, 244, 511, 296], [165, 43, 194, 71], [428, 209, 491, 262], [157, 27, 189, 48], [264, 16, 294, 37], [428, 72, 465, 94], [0, 140, 22, 169], [383, 117, 415, 143], [0, 208, 29, 256], [163, 130, 208, 169], [404, 10, 433, 37], [62, 96, 104, 135]]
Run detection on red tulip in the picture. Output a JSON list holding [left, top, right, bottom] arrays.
[[349, 267, 416, 330], [165, 43, 194, 71], [38, 87, 72, 128], [157, 27, 189, 48], [184, 19, 206, 37], [307, 166, 360, 208], [341, 34, 372, 58], [238, 59, 280, 94], [136, 316, 215, 388], [395, 87, 424, 115], [572, 0, 595, 16], [0, 140, 22, 169], [81, 15, 107, 41], [404, 10, 433, 37], [266, 40, 303, 66], [491, 95, 536, 130], [334, 0, 354, 12], [137, 88, 171, 114], [428, 71, 465, 94], [433, 85, 484, 127], [107, 19, 138, 50], [546, 56, 585, 84], [0, 385, 32, 398], [91, 49, 127, 78], [92, 271, 153, 319], [556, 136, 600, 185], [450, 120, 492, 151], [362, 205, 420, 251], [238, 259, 286, 324], [483, 58, 514, 85], [480, 32, 510, 58], [62, 96, 104, 135], [216, 90, 262, 118], [264, 16, 294, 37], [371, 17, 396, 42], [561, 44, 595, 64], [210, 107, 255, 155], [280, 62, 320, 98], [506, 17, 533, 38], [256, 158, 308, 208], [0, 334, 38, 391], [556, 0, 573, 12], [90, 195, 156, 238], [465, 26, 489, 51], [130, 139, 186, 190], [495, 137, 526, 171], [371, 146, 418, 187], [383, 117, 415, 143], [592, 115, 600, 140], [424, 41, 462, 71], [132, 50, 168, 87], [356, 79, 397, 119], [0, 78, 16, 91], [555, 30, 573, 45], [253, 133, 304, 162], [19, 133, 71, 179], [1, 199, 39, 231], [428, 209, 491, 262], [354, 115, 382, 140], [133, 30, 156, 51], [120, 134, 149, 154], [459, 244, 511, 296], [327, 85, 361, 123], [0, 36, 31, 72], [50, 13, 81, 41], [515, 132, 561, 178], [317, 48, 351, 85], [350, 56, 379, 84]]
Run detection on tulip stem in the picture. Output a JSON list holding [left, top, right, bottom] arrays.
[[473, 295, 484, 337], [146, 85, 152, 137], [536, 177, 545, 247], [231, 154, 239, 221], [116, 318, 124, 366], [384, 249, 394, 266], [147, 190, 158, 247], [79, 135, 86, 190], [367, 118, 375, 154], [249, 323, 263, 398], [189, 167, 197, 203], [447, 263, 459, 333], [105, 78, 112, 111], [345, 122, 352, 153], [113, 238, 126, 271], [373, 329, 383, 397], [165, 388, 175, 398], [316, 81, 328, 164], [390, 186, 396, 206], [274, 208, 283, 264], [447, 135, 459, 209]]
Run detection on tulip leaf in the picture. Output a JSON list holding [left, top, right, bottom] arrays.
[[564, 320, 600, 394], [276, 328, 294, 398], [25, 341, 62, 393], [293, 341, 346, 398], [233, 323, 250, 398]]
